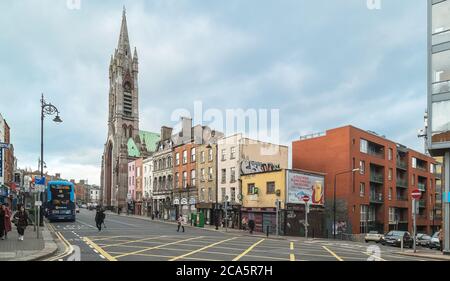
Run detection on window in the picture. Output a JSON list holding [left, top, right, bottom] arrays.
[[182, 172, 187, 188], [201, 151, 205, 163], [412, 174, 415, 186], [221, 169, 226, 183], [208, 167, 213, 181], [175, 153, 180, 166], [388, 168, 393, 181], [247, 183, 256, 195], [359, 161, 365, 175], [432, 1, 450, 45], [137, 167, 140, 177], [360, 139, 368, 153], [230, 147, 236, 159], [190, 170, 196, 186], [174, 173, 179, 188], [208, 148, 213, 161], [208, 188, 212, 202], [412, 157, 417, 169], [388, 187, 392, 201], [360, 183, 365, 197], [360, 205, 368, 223], [389, 208, 396, 224], [201, 168, 205, 181], [183, 150, 188, 164], [221, 149, 226, 161], [430, 164, 435, 174], [432, 101, 450, 143], [267, 182, 275, 194], [221, 187, 226, 202], [154, 161, 158, 171], [230, 167, 236, 183], [388, 148, 393, 161], [230, 187, 236, 202], [191, 148, 196, 162]]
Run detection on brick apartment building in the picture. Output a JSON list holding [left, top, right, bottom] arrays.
[[293, 125, 440, 235]]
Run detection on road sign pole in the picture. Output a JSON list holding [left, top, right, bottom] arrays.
[[444, 151, 450, 255], [275, 199, 279, 237], [413, 199, 417, 253], [305, 203, 308, 240]]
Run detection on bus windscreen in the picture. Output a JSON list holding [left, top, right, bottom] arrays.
[[50, 185, 72, 207]]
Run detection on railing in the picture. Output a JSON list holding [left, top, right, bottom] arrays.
[[370, 193, 384, 204], [396, 195, 408, 201], [368, 148, 384, 159], [299, 132, 326, 140], [396, 179, 408, 188], [396, 161, 407, 170], [432, 79, 450, 95], [370, 174, 384, 184], [416, 165, 427, 171]]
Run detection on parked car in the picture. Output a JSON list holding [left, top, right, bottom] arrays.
[[416, 234, 431, 247], [429, 232, 441, 250], [81, 204, 87, 209], [380, 231, 413, 248], [75, 205, 80, 213], [365, 231, 383, 243]]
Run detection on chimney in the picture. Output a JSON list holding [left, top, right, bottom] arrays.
[[161, 126, 173, 141], [181, 117, 192, 143]]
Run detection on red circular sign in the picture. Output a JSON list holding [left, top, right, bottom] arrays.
[[411, 189, 421, 200], [302, 195, 310, 202]]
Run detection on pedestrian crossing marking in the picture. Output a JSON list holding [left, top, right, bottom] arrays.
[[232, 239, 265, 261], [114, 236, 203, 259]]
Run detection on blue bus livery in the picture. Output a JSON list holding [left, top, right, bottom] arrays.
[[46, 181, 76, 222]]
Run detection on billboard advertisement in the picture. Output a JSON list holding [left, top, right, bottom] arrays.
[[287, 170, 325, 205]]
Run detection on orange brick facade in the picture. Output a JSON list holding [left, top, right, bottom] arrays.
[[292, 126, 440, 235]]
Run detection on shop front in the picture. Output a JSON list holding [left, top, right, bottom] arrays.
[[241, 207, 278, 234], [196, 202, 213, 225], [0, 185, 9, 204]]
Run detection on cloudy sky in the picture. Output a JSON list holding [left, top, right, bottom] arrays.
[[0, 0, 428, 185]]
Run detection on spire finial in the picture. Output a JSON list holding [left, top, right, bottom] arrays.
[[123, 5, 126, 16]]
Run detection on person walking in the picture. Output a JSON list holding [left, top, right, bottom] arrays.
[[13, 205, 28, 241], [177, 215, 185, 233], [95, 206, 106, 232], [248, 219, 255, 234], [0, 204, 5, 240], [4, 203, 12, 239], [439, 228, 445, 252]]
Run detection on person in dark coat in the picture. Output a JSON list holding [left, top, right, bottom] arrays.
[[95, 206, 106, 232], [248, 219, 255, 234], [13, 205, 28, 241], [0, 204, 5, 240]]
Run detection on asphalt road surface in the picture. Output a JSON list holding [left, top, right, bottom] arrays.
[[46, 209, 440, 261]]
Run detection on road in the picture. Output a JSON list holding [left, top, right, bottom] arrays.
[[46, 209, 440, 261]]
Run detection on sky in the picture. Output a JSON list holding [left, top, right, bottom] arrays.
[[0, 0, 429, 185]]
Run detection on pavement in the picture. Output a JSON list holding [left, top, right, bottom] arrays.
[[45, 209, 444, 261], [0, 223, 58, 261], [395, 249, 450, 261]]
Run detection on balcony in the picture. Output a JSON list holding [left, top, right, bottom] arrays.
[[432, 79, 450, 95], [396, 160, 407, 170], [418, 183, 426, 192], [396, 179, 408, 189], [370, 174, 384, 184], [370, 193, 384, 204], [396, 195, 408, 202]]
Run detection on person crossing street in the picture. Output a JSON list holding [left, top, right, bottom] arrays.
[[177, 215, 185, 233], [95, 206, 106, 232]]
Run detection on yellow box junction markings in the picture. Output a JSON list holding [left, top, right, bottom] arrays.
[[114, 236, 203, 259], [232, 239, 265, 261], [83, 237, 117, 261], [322, 246, 344, 261], [170, 237, 238, 261], [100, 235, 169, 248]]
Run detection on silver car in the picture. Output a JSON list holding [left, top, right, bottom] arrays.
[[365, 231, 383, 243]]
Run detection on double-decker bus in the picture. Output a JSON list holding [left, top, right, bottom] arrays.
[[45, 181, 76, 222]]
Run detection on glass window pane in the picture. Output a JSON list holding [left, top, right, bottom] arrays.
[[432, 100, 450, 143], [432, 1, 450, 45], [432, 50, 450, 95]]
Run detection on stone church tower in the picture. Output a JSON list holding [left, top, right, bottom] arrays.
[[101, 8, 146, 210]]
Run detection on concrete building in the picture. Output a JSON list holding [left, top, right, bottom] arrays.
[[427, 0, 450, 254], [293, 125, 440, 235], [100, 8, 160, 211], [89, 185, 101, 205], [217, 134, 289, 228]]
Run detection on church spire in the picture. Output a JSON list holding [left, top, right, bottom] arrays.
[[118, 6, 131, 57]]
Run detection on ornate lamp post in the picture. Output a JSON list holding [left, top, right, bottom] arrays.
[[40, 94, 62, 227]]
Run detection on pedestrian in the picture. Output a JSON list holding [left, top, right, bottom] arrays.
[[4, 203, 12, 239], [13, 205, 28, 241], [151, 212, 155, 220], [242, 216, 248, 231], [177, 215, 185, 233], [248, 219, 255, 234], [439, 228, 445, 252], [95, 206, 106, 232], [0, 204, 5, 240]]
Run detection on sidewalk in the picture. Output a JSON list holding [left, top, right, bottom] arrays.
[[0, 224, 58, 261], [105, 211, 308, 241], [394, 249, 450, 261]]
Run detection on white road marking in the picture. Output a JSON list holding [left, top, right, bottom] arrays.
[[99, 255, 106, 259]]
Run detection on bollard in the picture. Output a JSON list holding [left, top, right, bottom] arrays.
[[267, 226, 270, 238], [401, 238, 404, 252]]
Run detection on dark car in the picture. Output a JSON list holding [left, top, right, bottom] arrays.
[[416, 234, 431, 247], [380, 231, 413, 248]]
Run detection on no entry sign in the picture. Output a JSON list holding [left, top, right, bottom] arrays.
[[302, 195, 310, 203], [412, 189, 421, 200]]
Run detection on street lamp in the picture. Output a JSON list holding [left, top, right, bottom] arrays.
[[40, 94, 62, 228], [333, 168, 359, 239]]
